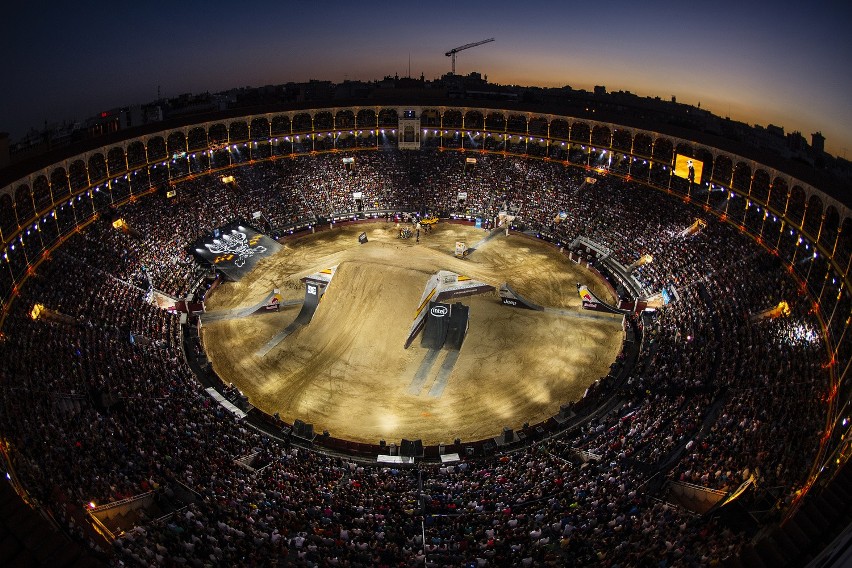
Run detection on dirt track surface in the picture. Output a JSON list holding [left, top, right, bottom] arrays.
[[201, 222, 623, 445]]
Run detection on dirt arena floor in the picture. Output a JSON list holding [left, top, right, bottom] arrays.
[[201, 222, 624, 445]]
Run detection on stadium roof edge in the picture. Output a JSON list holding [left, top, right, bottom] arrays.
[[1, 96, 848, 205]]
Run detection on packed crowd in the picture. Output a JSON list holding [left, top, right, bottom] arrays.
[[0, 149, 834, 567]]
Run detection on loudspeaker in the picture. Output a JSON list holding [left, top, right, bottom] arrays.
[[293, 419, 305, 437], [293, 419, 314, 440], [401, 439, 423, 457], [502, 427, 513, 444]]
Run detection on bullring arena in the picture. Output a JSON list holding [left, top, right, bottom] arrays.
[[0, 103, 850, 567], [201, 222, 623, 444]]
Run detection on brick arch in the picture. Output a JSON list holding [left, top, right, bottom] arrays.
[[836, 217, 852, 272], [787, 185, 807, 227], [750, 169, 770, 204], [506, 114, 526, 133], [528, 116, 548, 136], [591, 125, 611, 147], [570, 122, 590, 144], [377, 108, 397, 126], [712, 155, 733, 186], [88, 153, 108, 183], [166, 132, 186, 156], [485, 112, 506, 130], [250, 117, 270, 139], [769, 177, 789, 213], [0, 193, 15, 239], [126, 140, 147, 167], [693, 149, 714, 184], [313, 112, 333, 130], [611, 129, 631, 152], [355, 109, 376, 128], [208, 123, 228, 143], [271, 115, 291, 135], [675, 142, 693, 157], [419, 109, 439, 127], [732, 162, 751, 193], [187, 127, 207, 150], [442, 110, 462, 128], [229, 120, 249, 141], [335, 110, 354, 129], [803, 194, 823, 237], [14, 184, 34, 226], [147, 136, 167, 162], [821, 205, 840, 252], [68, 160, 88, 191], [464, 110, 484, 130], [652, 137, 673, 164], [107, 147, 127, 175], [632, 133, 652, 157], [32, 175, 51, 211], [50, 167, 70, 202]]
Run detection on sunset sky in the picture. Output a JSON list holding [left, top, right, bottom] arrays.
[[2, 1, 851, 157]]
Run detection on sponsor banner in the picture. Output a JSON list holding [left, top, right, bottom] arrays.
[[430, 303, 449, 317], [265, 289, 283, 311], [192, 222, 282, 281], [353, 191, 363, 200], [500, 296, 537, 310], [577, 283, 628, 315], [457, 192, 468, 200]]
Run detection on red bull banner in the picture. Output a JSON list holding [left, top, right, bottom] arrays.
[[577, 283, 629, 315]]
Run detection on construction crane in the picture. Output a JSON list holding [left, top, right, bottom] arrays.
[[445, 38, 494, 75]]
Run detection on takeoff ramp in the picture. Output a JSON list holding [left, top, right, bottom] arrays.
[[499, 283, 544, 311], [200, 290, 302, 323], [500, 282, 624, 322]]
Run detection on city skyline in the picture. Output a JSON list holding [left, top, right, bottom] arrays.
[[2, 1, 850, 157]]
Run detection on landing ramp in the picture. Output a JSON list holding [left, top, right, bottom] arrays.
[[255, 281, 326, 357]]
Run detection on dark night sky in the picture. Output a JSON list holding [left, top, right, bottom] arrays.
[[2, 1, 851, 156]]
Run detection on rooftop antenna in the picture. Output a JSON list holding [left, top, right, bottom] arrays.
[[408, 53, 411, 78]]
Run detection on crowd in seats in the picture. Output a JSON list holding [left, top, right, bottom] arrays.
[[0, 149, 835, 567]]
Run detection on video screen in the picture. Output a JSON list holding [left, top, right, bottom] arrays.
[[674, 154, 703, 183]]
